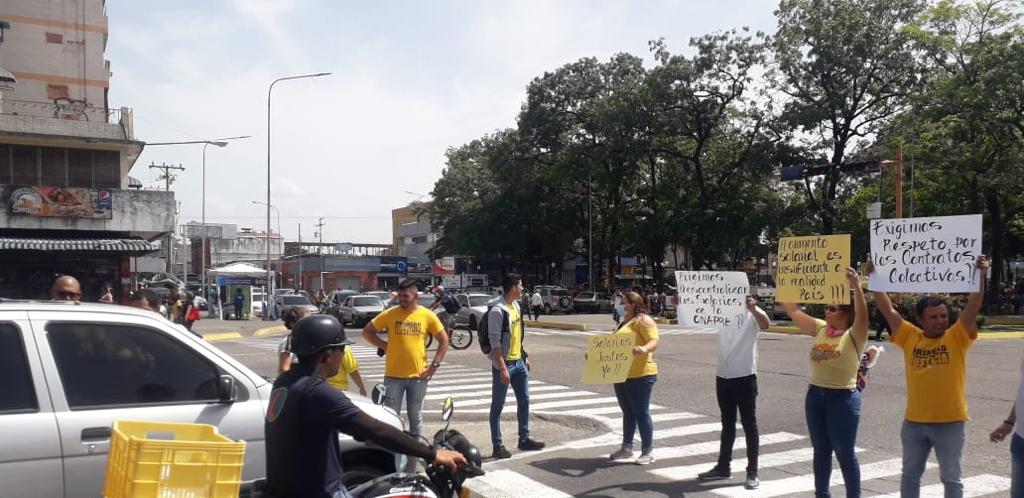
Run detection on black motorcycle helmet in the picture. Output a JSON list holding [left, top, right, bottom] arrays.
[[434, 429, 482, 468], [290, 314, 353, 355]]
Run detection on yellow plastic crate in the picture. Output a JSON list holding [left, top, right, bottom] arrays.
[[103, 420, 246, 498]]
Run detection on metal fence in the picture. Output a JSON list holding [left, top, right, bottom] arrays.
[[0, 97, 127, 124]]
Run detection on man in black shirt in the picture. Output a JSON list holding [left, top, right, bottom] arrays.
[[265, 314, 465, 498]]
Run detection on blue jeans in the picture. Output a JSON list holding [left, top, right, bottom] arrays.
[[490, 358, 530, 447], [383, 376, 428, 438], [805, 385, 861, 498], [614, 374, 657, 453], [900, 420, 965, 498], [1012, 433, 1024, 498]]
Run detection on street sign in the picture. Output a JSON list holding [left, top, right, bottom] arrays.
[[866, 202, 882, 219]]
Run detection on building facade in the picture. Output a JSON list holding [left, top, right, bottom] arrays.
[[392, 202, 436, 281], [0, 2, 173, 301]]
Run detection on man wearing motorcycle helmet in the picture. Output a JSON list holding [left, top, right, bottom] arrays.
[[265, 314, 466, 498]]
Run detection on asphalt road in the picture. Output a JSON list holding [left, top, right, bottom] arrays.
[[208, 313, 1019, 497]]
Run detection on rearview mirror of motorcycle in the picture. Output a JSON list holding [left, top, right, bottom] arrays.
[[441, 396, 454, 422], [371, 383, 387, 405]]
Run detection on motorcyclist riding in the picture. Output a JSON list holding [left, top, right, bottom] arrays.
[[265, 314, 465, 498]]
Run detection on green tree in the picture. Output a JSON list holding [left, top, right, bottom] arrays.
[[772, 0, 927, 234]]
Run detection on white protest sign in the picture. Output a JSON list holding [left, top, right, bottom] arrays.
[[674, 271, 749, 329], [868, 214, 982, 293]]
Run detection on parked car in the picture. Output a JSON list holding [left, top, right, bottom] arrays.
[[537, 287, 574, 314], [454, 293, 494, 330], [572, 291, 613, 313], [323, 289, 359, 318], [0, 301, 403, 498], [274, 294, 318, 318], [339, 295, 386, 326]]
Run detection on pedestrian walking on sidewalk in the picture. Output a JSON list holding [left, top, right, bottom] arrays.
[[698, 295, 771, 489], [607, 291, 660, 466], [489, 273, 545, 459], [779, 267, 869, 498], [234, 287, 245, 320], [868, 255, 989, 498], [360, 279, 448, 442]]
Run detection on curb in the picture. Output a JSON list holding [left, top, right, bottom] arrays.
[[203, 332, 243, 342], [254, 324, 288, 337], [977, 331, 1024, 340], [524, 320, 588, 331]]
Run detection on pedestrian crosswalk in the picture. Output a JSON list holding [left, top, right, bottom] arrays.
[[234, 335, 1011, 497]]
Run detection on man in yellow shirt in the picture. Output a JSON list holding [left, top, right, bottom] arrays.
[[870, 255, 989, 498], [361, 279, 448, 439], [488, 273, 545, 459]]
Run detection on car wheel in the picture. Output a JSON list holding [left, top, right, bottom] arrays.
[[425, 333, 434, 349], [342, 464, 388, 490], [469, 315, 478, 331]]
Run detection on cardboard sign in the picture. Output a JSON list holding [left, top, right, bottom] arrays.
[[777, 234, 851, 304], [868, 214, 982, 293], [581, 334, 635, 384], [674, 271, 749, 329]]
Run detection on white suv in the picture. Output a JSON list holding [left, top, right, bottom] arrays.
[[0, 301, 402, 498]]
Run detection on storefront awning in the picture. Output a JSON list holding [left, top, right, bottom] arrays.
[[0, 237, 159, 254]]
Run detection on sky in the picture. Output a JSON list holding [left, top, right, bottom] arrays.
[[108, 0, 778, 244]]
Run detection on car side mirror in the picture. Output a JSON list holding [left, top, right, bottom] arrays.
[[371, 383, 387, 405], [217, 375, 237, 403]]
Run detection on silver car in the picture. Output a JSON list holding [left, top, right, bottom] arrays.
[[339, 295, 386, 326], [455, 293, 494, 330], [0, 301, 403, 498]]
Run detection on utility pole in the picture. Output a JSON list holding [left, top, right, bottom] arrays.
[[316, 217, 325, 291], [149, 162, 185, 191], [297, 222, 302, 290]]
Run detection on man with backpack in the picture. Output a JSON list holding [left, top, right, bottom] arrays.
[[483, 273, 545, 459]]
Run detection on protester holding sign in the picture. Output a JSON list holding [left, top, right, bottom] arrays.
[[780, 267, 869, 498], [697, 296, 771, 490], [607, 292, 660, 466], [867, 254, 988, 498]]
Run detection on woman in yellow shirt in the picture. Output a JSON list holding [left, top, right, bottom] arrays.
[[608, 291, 660, 465], [781, 267, 868, 498], [279, 307, 366, 396]]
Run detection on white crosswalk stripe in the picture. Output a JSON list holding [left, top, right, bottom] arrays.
[[232, 335, 1011, 497]]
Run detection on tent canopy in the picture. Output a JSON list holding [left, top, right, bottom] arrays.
[[208, 262, 267, 278]]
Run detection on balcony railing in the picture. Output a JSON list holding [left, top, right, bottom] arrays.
[[0, 97, 135, 140], [0, 97, 126, 123]]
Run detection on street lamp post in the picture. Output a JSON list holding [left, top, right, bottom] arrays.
[[251, 201, 281, 237], [267, 72, 330, 320]]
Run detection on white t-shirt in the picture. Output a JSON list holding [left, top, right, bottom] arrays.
[[1015, 355, 1024, 438], [531, 293, 542, 306], [716, 311, 760, 379]]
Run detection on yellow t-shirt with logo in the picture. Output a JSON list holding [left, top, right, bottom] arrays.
[[809, 319, 862, 390], [325, 347, 360, 391], [892, 320, 974, 423], [506, 302, 523, 361], [614, 316, 659, 378], [371, 305, 444, 379]]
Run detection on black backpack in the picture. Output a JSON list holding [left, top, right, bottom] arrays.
[[441, 294, 461, 315], [478, 305, 507, 355]]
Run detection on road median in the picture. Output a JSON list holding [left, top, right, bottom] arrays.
[[202, 332, 243, 342], [524, 320, 588, 331], [254, 324, 287, 337]]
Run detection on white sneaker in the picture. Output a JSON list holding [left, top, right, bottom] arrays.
[[635, 452, 655, 465]]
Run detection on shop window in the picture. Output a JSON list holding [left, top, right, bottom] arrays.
[[41, 148, 67, 186], [67, 148, 93, 187], [93, 150, 119, 188], [45, 32, 63, 44], [0, 323, 38, 413], [12, 146, 38, 185], [47, 84, 69, 100]]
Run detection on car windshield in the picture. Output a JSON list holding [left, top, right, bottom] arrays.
[[576, 292, 594, 299], [552, 290, 569, 296], [353, 297, 381, 306], [469, 296, 492, 307], [282, 296, 310, 305]]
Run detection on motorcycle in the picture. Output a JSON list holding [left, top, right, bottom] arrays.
[[350, 387, 485, 498]]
